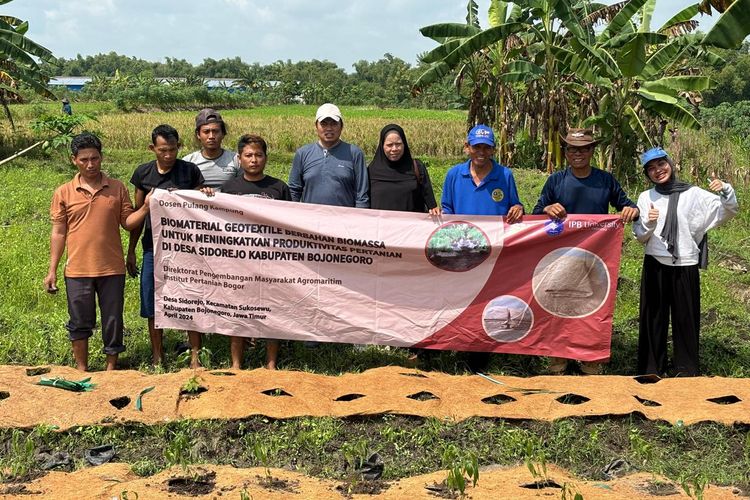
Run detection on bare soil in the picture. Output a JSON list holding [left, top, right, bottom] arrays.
[[256, 473, 300, 493], [165, 469, 216, 496], [7, 463, 744, 499]]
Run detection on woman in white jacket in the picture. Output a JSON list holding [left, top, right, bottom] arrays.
[[633, 147, 738, 376]]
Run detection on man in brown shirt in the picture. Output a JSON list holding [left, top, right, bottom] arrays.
[[44, 133, 151, 371]]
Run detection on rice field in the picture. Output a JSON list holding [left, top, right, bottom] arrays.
[[2, 103, 468, 158]]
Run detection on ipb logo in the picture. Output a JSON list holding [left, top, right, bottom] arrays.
[[545, 219, 565, 236]]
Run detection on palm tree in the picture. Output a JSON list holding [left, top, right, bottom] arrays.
[[233, 65, 269, 92], [0, 0, 56, 128]]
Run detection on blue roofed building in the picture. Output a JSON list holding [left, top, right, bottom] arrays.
[[48, 76, 92, 92]]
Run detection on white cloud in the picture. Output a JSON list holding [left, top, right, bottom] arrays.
[[223, 0, 249, 8], [254, 6, 274, 22], [42, 9, 59, 21], [84, 0, 116, 17], [260, 32, 291, 53]]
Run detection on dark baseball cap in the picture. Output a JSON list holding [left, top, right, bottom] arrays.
[[195, 108, 224, 130]]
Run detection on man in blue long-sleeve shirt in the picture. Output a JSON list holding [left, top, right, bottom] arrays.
[[288, 104, 369, 350], [288, 103, 369, 208], [532, 128, 639, 375]]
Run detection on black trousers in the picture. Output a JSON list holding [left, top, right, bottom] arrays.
[[65, 275, 126, 355], [637, 255, 700, 376]]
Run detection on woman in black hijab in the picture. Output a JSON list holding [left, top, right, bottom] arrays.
[[369, 124, 441, 367], [368, 124, 440, 215]]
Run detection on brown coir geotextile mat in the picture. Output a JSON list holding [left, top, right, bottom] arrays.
[[0, 365, 748, 430], [0, 462, 745, 499]]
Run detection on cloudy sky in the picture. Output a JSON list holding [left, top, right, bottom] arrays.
[[10, 0, 716, 72]]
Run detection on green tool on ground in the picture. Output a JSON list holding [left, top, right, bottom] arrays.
[[135, 386, 155, 411], [37, 376, 96, 392]]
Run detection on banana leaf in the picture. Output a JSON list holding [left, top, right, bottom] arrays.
[[38, 376, 96, 392]]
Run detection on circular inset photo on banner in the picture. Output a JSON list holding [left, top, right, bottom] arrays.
[[425, 222, 491, 272], [482, 296, 534, 343], [532, 247, 610, 318]]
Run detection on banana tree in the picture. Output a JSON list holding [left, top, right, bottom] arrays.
[[498, 0, 601, 172], [556, 0, 720, 178], [414, 0, 528, 162], [415, 0, 602, 172], [702, 0, 750, 49], [416, 0, 745, 176], [528, 0, 746, 176], [0, 0, 55, 128]]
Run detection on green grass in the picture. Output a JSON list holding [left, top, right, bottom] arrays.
[[220, 104, 468, 120]]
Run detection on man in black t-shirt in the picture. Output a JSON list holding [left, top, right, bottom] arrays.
[[221, 133, 291, 201], [222, 174, 290, 199], [222, 134, 290, 370], [127, 124, 208, 367]]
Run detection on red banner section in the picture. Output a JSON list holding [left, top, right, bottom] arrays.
[[152, 190, 623, 360]]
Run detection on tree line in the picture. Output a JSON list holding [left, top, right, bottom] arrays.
[[43, 42, 750, 107], [37, 45, 750, 133], [43, 53, 460, 109]]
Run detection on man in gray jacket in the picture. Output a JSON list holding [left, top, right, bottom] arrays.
[[288, 104, 369, 349], [288, 103, 369, 208]]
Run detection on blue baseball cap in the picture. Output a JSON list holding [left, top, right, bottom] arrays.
[[640, 147, 669, 167], [467, 124, 496, 147]]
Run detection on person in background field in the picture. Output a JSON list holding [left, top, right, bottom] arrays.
[[61, 98, 72, 116], [634, 147, 738, 377], [288, 103, 369, 208], [44, 133, 152, 371], [222, 134, 291, 370], [441, 124, 524, 372], [368, 123, 440, 215], [127, 124, 211, 368], [532, 127, 639, 375], [182, 108, 239, 190]]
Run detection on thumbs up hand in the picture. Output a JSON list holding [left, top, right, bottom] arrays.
[[647, 202, 659, 223], [708, 172, 724, 194]]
